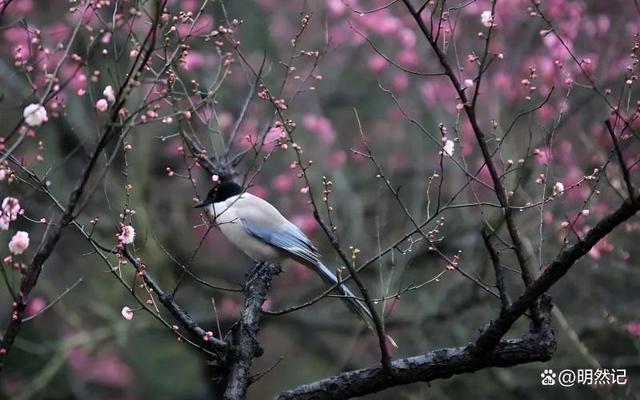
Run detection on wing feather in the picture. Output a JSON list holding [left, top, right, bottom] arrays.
[[240, 218, 320, 265]]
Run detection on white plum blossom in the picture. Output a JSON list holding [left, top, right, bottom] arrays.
[[481, 10, 493, 27], [464, 79, 474, 88], [8, 231, 29, 255], [103, 85, 116, 103], [118, 225, 135, 245], [553, 182, 565, 196], [121, 306, 134, 320], [443, 140, 455, 156], [23, 104, 48, 127]]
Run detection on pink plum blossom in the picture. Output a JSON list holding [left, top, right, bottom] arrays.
[[327, 0, 346, 17], [290, 214, 318, 234], [536, 147, 552, 165], [1, 197, 21, 230], [325, 150, 347, 169], [367, 54, 388, 73], [273, 174, 293, 192], [2, 197, 20, 219], [183, 51, 205, 70], [261, 297, 272, 312], [25, 297, 47, 318], [96, 99, 109, 112], [248, 184, 268, 199], [392, 73, 409, 92], [626, 322, 640, 337], [219, 296, 241, 317], [67, 347, 133, 387], [588, 236, 614, 260], [302, 114, 336, 144], [121, 306, 134, 321], [118, 225, 135, 245], [8, 231, 29, 255]]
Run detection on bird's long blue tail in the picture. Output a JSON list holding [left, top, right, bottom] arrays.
[[315, 262, 374, 328], [315, 262, 398, 348]]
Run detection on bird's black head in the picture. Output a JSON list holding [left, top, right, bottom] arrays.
[[193, 180, 242, 208]]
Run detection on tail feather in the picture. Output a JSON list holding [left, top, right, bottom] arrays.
[[315, 262, 374, 329], [315, 262, 397, 348]]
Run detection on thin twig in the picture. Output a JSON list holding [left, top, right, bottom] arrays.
[[482, 230, 510, 315], [22, 278, 84, 323], [604, 120, 636, 204]]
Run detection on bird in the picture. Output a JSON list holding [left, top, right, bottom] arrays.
[[193, 178, 384, 337]]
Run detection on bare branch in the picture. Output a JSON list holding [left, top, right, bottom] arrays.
[[482, 230, 510, 315], [474, 194, 640, 353], [275, 328, 555, 400], [604, 120, 636, 204], [221, 262, 280, 400], [401, 0, 540, 324]]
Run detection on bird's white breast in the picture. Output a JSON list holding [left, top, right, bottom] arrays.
[[206, 194, 285, 263]]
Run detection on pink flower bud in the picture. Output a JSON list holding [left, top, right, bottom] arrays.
[[121, 306, 134, 320], [96, 99, 109, 112]]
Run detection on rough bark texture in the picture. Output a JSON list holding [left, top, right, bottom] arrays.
[[274, 328, 555, 400], [222, 262, 280, 400]]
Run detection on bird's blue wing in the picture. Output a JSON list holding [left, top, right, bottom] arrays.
[[240, 218, 320, 265]]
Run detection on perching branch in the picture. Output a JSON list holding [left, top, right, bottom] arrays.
[[220, 262, 280, 400]]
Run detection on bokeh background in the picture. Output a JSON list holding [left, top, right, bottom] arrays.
[[0, 0, 639, 398]]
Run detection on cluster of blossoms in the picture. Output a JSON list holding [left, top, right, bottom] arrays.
[[0, 197, 29, 256], [116, 225, 135, 247], [0, 165, 12, 181], [96, 85, 116, 112], [1, 197, 22, 231]]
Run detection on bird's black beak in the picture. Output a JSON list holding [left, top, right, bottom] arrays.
[[193, 199, 211, 208]]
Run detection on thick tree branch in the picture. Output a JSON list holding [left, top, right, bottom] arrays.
[[222, 262, 280, 400], [275, 327, 555, 400], [121, 249, 228, 351], [474, 195, 640, 352], [276, 193, 639, 399]]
